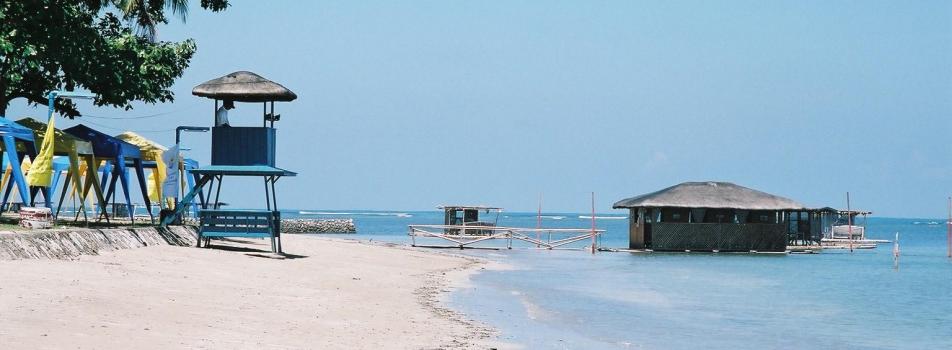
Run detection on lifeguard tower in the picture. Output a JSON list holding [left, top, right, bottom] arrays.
[[161, 71, 297, 254]]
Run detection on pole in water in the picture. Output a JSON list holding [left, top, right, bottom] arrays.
[[537, 193, 542, 248], [590, 192, 596, 254], [947, 197, 951, 259], [893, 232, 900, 270], [847, 192, 853, 253]]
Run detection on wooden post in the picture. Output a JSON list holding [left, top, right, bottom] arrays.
[[947, 197, 951, 258], [893, 232, 900, 270], [590, 192, 596, 254], [847, 192, 853, 253], [537, 194, 542, 248]]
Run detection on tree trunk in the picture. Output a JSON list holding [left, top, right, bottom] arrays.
[[0, 97, 7, 118]]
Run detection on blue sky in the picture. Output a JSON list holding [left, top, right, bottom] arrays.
[[6, 1, 952, 216]]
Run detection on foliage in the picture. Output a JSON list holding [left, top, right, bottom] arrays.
[[0, 0, 229, 117]]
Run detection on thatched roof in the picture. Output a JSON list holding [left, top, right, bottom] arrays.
[[613, 182, 805, 210], [192, 71, 297, 102]]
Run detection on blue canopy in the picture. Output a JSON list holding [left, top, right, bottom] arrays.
[[0, 118, 37, 140], [64, 124, 152, 222], [63, 124, 142, 159], [0, 117, 39, 208]]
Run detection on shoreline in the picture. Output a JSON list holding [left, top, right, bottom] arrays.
[[316, 236, 519, 349], [0, 231, 513, 349]]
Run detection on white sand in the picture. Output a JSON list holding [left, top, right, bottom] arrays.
[[0, 235, 504, 349]]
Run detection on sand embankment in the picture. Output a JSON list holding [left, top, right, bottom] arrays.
[[0, 231, 500, 349]]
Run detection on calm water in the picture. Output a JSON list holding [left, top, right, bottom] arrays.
[[296, 210, 952, 349]]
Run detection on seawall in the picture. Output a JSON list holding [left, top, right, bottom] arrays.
[[0, 226, 197, 260]]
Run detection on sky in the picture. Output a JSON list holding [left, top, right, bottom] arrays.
[[6, 1, 952, 216]]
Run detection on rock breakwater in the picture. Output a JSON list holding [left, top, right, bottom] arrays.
[[281, 219, 356, 233], [180, 217, 357, 234]]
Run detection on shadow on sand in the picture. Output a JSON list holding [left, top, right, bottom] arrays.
[[204, 238, 308, 259]]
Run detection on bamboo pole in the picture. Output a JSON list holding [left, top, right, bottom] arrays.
[[590, 192, 597, 254], [893, 232, 900, 270], [536, 194, 542, 248], [847, 192, 853, 253]]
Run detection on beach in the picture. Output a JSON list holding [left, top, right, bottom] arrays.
[[0, 234, 501, 349]]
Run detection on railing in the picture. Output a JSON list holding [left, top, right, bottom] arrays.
[[408, 224, 604, 250]]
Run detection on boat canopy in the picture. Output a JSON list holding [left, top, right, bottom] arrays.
[[438, 205, 503, 211]]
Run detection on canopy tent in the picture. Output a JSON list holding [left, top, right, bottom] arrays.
[[3, 156, 70, 205], [15, 117, 108, 220], [116, 131, 170, 208], [0, 118, 40, 209], [64, 124, 153, 222]]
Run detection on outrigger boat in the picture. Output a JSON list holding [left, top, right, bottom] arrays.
[[408, 205, 604, 251], [822, 209, 888, 248]]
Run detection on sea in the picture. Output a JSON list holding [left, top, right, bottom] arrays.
[[290, 210, 951, 349]]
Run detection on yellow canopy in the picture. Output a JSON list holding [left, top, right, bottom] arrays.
[[16, 117, 95, 156], [116, 131, 166, 161], [11, 117, 107, 220], [116, 131, 170, 204]]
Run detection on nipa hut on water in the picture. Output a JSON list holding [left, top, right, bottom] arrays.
[[613, 182, 831, 252]]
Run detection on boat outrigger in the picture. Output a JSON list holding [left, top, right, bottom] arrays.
[[821, 209, 888, 249], [408, 205, 604, 251]]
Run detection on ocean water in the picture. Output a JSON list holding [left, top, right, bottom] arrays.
[[296, 210, 952, 349]]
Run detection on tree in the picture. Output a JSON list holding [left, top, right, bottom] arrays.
[[0, 0, 230, 118]]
